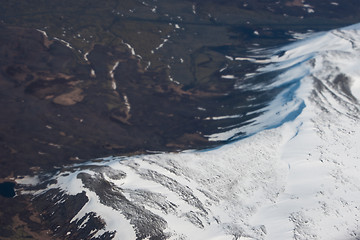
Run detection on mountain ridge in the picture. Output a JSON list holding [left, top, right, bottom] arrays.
[[17, 23, 360, 240]]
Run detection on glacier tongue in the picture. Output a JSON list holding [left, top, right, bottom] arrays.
[[18, 23, 360, 240]]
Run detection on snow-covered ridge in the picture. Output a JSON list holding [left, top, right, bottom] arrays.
[[18, 24, 360, 240], [208, 23, 360, 141]]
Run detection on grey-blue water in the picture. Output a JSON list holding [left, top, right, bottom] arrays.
[[0, 182, 15, 198]]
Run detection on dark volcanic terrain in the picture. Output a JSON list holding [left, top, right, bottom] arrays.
[[2, 0, 360, 239]]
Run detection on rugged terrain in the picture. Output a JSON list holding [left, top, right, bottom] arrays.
[[2, 0, 360, 239]]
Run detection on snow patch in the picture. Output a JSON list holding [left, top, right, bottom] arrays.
[[53, 37, 74, 49]]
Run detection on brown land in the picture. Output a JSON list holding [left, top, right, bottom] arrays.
[[2, 0, 360, 238]]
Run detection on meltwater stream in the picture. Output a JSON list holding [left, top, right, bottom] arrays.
[[18, 23, 360, 240]]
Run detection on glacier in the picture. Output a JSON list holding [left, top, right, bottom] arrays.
[[17, 23, 360, 239]]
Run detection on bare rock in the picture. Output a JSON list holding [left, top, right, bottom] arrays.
[[53, 88, 84, 106]]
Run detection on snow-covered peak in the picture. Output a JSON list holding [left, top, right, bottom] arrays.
[[17, 24, 360, 240], [209, 23, 360, 141]]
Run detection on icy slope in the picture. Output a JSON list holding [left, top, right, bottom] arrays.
[[18, 23, 360, 240]]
